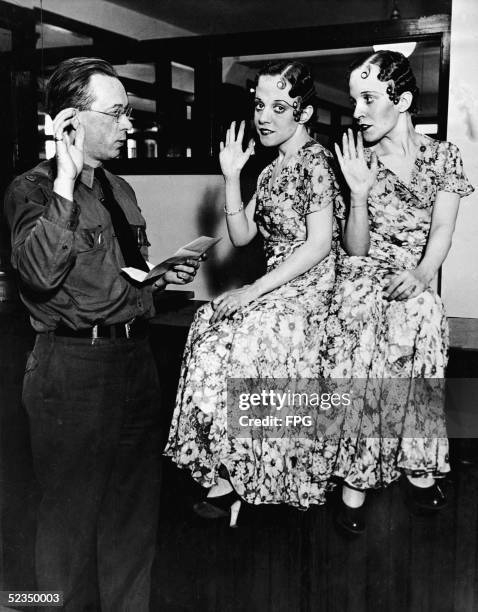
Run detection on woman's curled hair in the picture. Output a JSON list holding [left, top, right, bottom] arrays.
[[255, 60, 318, 122], [351, 50, 419, 114]]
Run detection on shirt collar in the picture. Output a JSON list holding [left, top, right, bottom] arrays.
[[79, 164, 96, 189]]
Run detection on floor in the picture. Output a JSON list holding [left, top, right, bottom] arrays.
[[2, 310, 478, 612]]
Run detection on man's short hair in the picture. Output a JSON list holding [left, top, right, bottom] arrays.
[[46, 57, 119, 118]]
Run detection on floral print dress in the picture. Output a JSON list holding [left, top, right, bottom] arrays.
[[164, 141, 344, 508], [323, 136, 474, 489]]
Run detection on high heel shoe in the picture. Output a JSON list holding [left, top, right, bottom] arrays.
[[193, 491, 242, 528], [336, 500, 366, 535], [405, 478, 447, 512]]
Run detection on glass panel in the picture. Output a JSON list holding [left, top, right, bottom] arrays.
[[38, 112, 55, 160], [415, 123, 438, 136], [35, 19, 93, 161], [318, 108, 331, 125], [0, 26, 12, 52], [166, 61, 195, 158], [171, 61, 195, 94], [222, 40, 441, 154], [0, 27, 13, 274], [113, 63, 159, 160], [114, 63, 156, 83], [36, 23, 93, 48]]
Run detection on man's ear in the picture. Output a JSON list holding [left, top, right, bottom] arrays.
[[298, 104, 314, 124]]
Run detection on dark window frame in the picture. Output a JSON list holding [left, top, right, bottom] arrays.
[[32, 13, 451, 175]]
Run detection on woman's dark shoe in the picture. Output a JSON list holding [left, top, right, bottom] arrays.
[[193, 490, 242, 528], [406, 479, 447, 512], [336, 500, 365, 535]]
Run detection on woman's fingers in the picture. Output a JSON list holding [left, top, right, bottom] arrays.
[[229, 121, 236, 143], [386, 274, 414, 300], [356, 130, 365, 157], [210, 293, 239, 323], [369, 151, 378, 175], [342, 132, 349, 159], [407, 285, 422, 299], [211, 292, 228, 310], [347, 128, 357, 159], [237, 120, 245, 144], [392, 283, 415, 301], [334, 142, 343, 163], [211, 301, 229, 323], [384, 272, 406, 296]]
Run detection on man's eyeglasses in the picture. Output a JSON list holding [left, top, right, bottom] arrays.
[[87, 105, 133, 123]]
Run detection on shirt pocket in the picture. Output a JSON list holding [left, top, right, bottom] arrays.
[[68, 226, 119, 306], [76, 226, 105, 253], [129, 224, 150, 248]]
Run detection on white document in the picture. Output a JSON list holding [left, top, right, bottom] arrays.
[[122, 235, 221, 285]]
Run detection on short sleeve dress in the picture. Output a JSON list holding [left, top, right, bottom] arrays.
[[322, 136, 474, 489], [165, 141, 345, 508]]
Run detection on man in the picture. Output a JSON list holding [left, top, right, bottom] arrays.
[[4, 57, 200, 611]]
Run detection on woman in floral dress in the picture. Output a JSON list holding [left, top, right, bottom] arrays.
[[325, 51, 474, 534], [165, 61, 344, 524]]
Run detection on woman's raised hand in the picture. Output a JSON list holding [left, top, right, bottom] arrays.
[[335, 129, 378, 199], [219, 120, 255, 180], [53, 108, 85, 182]]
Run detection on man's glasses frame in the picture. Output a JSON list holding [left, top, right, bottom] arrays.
[[87, 105, 133, 123]]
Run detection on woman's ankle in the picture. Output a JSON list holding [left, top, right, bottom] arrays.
[[406, 474, 435, 488], [342, 484, 366, 508], [207, 476, 233, 498]]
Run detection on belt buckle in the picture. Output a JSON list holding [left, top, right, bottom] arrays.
[[125, 323, 131, 339], [91, 324, 99, 345]]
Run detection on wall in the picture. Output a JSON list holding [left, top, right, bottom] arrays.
[[123, 175, 264, 301], [3, 0, 474, 311], [442, 0, 478, 318]]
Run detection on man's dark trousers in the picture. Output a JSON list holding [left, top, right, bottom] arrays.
[[23, 332, 161, 612]]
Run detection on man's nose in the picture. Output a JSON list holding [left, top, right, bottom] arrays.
[[119, 113, 133, 131]]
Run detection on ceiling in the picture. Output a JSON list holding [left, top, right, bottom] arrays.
[[105, 0, 451, 36]]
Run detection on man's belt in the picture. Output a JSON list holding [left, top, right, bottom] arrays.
[[54, 319, 149, 339]]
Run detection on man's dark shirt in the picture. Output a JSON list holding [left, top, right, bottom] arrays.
[[4, 160, 154, 332]]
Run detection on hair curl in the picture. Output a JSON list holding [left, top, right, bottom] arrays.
[[350, 50, 419, 114], [254, 60, 318, 122], [46, 57, 119, 118]]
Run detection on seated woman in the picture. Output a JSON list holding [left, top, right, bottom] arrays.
[[325, 50, 474, 534], [164, 61, 344, 525]]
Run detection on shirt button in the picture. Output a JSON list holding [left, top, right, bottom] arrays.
[[420, 145, 426, 152]]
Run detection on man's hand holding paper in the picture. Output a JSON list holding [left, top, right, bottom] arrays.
[[122, 235, 220, 286]]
